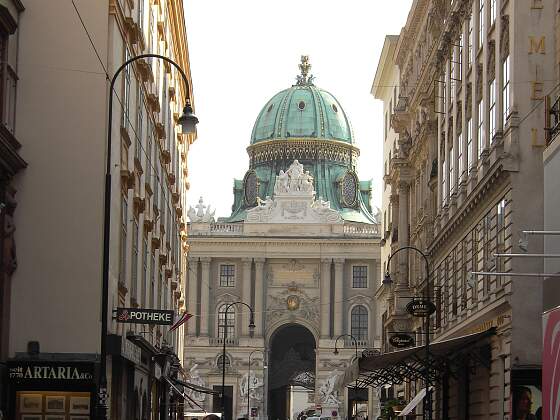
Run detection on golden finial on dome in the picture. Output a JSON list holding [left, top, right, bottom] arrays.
[[296, 55, 314, 86]]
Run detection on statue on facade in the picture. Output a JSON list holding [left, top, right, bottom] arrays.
[[239, 373, 264, 401], [185, 364, 207, 403], [187, 197, 216, 223], [318, 372, 341, 405]]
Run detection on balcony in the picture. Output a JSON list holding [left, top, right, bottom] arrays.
[[210, 337, 239, 347], [344, 338, 369, 348], [547, 95, 560, 145], [343, 222, 379, 237]]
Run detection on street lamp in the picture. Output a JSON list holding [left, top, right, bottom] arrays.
[[97, 53, 198, 420], [383, 246, 432, 420], [221, 301, 255, 420], [334, 334, 359, 420], [247, 349, 266, 419]]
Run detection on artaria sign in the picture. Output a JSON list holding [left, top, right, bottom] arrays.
[[116, 307, 174, 325], [389, 333, 415, 349], [8, 361, 95, 384], [406, 299, 436, 317]]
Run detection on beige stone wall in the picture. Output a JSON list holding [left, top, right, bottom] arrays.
[[10, 0, 194, 361]]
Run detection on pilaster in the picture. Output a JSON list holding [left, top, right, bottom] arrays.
[[199, 257, 211, 336], [320, 258, 332, 338], [333, 258, 345, 336]]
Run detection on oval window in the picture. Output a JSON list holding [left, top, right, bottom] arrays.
[[267, 103, 274, 113], [298, 101, 306, 110], [332, 104, 338, 113]]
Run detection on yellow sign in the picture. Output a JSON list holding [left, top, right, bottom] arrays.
[[467, 313, 509, 334]]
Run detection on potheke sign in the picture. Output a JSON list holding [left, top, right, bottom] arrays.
[[116, 307, 174, 325]]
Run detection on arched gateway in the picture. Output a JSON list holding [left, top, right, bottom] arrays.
[[268, 324, 317, 420]]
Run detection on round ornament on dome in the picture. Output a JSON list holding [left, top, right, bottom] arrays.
[[243, 170, 258, 207], [340, 171, 359, 208]]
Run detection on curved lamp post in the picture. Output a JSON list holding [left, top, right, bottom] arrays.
[[334, 334, 359, 419], [383, 246, 432, 420], [221, 301, 255, 420], [247, 349, 266, 419], [97, 53, 198, 420]]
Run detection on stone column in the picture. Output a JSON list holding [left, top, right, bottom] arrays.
[[254, 258, 265, 337], [333, 258, 345, 337], [200, 257, 211, 336], [242, 258, 252, 336], [320, 258, 331, 338], [397, 182, 409, 289], [187, 258, 199, 336]]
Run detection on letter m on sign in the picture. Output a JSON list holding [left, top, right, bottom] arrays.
[[529, 36, 546, 54]]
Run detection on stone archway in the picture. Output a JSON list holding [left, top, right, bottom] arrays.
[[268, 323, 316, 420]]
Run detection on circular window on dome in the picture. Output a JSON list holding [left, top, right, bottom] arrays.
[[243, 170, 258, 206], [341, 172, 358, 207], [267, 103, 274, 113], [332, 104, 338, 113], [298, 100, 306, 110]]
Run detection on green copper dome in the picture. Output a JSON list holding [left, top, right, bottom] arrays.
[[250, 75, 353, 144]]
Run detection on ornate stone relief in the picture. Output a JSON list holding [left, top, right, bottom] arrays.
[[317, 371, 342, 405], [185, 364, 207, 403], [265, 282, 319, 328], [245, 160, 342, 224]]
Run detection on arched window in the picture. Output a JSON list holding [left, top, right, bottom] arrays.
[[216, 354, 231, 370], [218, 304, 235, 338], [351, 305, 368, 340]]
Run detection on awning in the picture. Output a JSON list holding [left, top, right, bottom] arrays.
[[397, 386, 433, 416], [339, 328, 495, 389], [126, 333, 158, 355], [173, 377, 221, 396]]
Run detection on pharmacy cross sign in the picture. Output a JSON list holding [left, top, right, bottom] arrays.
[[116, 307, 175, 325]]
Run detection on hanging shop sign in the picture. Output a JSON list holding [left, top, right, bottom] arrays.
[[116, 307, 174, 325], [389, 333, 415, 349], [406, 299, 436, 317], [362, 348, 381, 358]]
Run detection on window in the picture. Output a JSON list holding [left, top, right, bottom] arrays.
[[352, 266, 368, 288], [503, 56, 511, 124], [458, 132, 464, 180], [490, 0, 496, 26], [442, 154, 447, 204], [119, 196, 128, 283], [1, 34, 17, 134], [449, 145, 454, 194], [150, 252, 156, 308], [218, 304, 235, 338], [458, 35, 463, 81], [497, 198, 506, 246], [219, 264, 235, 287], [136, 87, 144, 160], [468, 16, 473, 67], [384, 111, 388, 139], [137, 0, 144, 28], [489, 79, 496, 140], [467, 119, 473, 173], [478, 0, 484, 49], [142, 235, 148, 306], [478, 100, 485, 156], [122, 48, 131, 129], [217, 354, 231, 370], [131, 219, 139, 298], [351, 305, 368, 340]]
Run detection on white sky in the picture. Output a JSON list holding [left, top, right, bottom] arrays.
[[183, 0, 412, 218]]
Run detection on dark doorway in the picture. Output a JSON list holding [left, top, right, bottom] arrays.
[[268, 324, 316, 420], [213, 385, 233, 420], [347, 388, 368, 420]]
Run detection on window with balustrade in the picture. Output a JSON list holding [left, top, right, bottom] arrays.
[[351, 305, 368, 341], [218, 304, 235, 338]]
